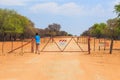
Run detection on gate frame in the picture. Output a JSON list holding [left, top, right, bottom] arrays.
[[40, 36, 90, 53], [7, 36, 90, 54]]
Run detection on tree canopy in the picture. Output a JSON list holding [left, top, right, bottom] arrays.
[[0, 8, 71, 41], [0, 8, 36, 40], [36, 23, 72, 37], [81, 2, 120, 40], [114, 3, 120, 17], [81, 18, 120, 39]]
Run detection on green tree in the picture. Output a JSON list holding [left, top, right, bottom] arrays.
[[48, 23, 61, 36], [107, 18, 120, 39], [89, 23, 107, 38], [114, 3, 120, 17], [0, 8, 36, 40], [0, 9, 24, 34], [48, 23, 61, 31]]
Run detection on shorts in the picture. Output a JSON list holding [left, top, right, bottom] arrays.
[[36, 43, 40, 45]]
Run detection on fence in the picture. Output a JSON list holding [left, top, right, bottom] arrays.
[[0, 39, 34, 55], [0, 36, 91, 54], [90, 37, 120, 52], [39, 36, 90, 52]]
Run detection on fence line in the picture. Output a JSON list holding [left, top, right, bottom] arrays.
[[0, 36, 90, 54]]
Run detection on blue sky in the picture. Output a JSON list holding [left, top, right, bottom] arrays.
[[0, 0, 120, 35]]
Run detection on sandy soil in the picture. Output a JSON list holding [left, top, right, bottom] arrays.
[[0, 37, 120, 80]]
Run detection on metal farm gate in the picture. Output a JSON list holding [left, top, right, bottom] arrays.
[[39, 36, 90, 53], [0, 36, 90, 54]]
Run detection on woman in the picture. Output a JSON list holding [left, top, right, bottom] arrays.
[[35, 33, 40, 54]]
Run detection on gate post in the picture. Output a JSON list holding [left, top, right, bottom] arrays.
[[88, 36, 91, 54], [2, 37, 4, 54], [94, 37, 95, 51], [31, 38, 34, 53], [110, 38, 113, 54]]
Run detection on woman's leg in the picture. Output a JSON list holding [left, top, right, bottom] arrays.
[[38, 44, 40, 54], [36, 44, 38, 53], [36, 44, 40, 54]]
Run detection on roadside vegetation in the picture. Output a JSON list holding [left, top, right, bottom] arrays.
[[0, 3, 120, 41], [81, 3, 120, 40], [0, 9, 72, 41]]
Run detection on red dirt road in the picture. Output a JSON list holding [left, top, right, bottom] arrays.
[[0, 52, 120, 80], [0, 37, 120, 80]]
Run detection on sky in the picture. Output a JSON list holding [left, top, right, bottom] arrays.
[[0, 0, 120, 35]]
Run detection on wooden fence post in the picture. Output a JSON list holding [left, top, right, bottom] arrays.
[[94, 38, 95, 51], [2, 39, 4, 54], [104, 38, 106, 50], [110, 38, 113, 54], [31, 38, 34, 53], [99, 39, 100, 51], [88, 36, 91, 54], [2, 33, 5, 54]]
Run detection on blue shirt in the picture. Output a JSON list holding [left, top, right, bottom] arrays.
[[35, 35, 40, 43]]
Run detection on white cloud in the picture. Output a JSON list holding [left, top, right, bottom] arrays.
[[30, 2, 113, 17], [59, 3, 83, 15], [85, 4, 107, 17], [0, 0, 30, 6], [30, 2, 84, 16], [113, 0, 120, 5], [30, 2, 58, 14]]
